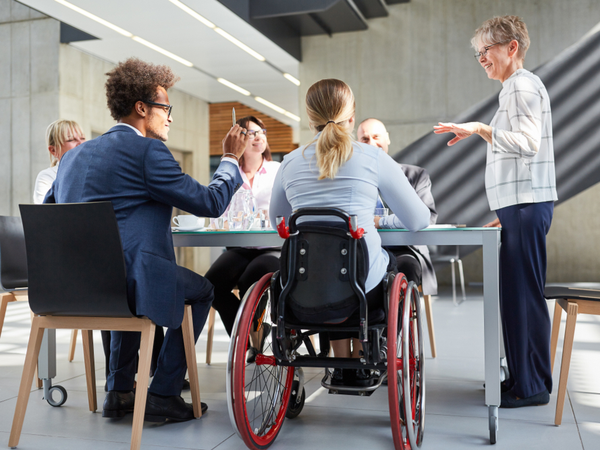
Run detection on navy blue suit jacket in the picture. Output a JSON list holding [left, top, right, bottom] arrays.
[[45, 125, 243, 328]]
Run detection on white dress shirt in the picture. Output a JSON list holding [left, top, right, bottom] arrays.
[[239, 160, 280, 210], [33, 165, 58, 204]]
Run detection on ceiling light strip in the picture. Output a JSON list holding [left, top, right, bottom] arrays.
[[255, 97, 286, 115], [168, 1, 298, 85], [132, 37, 194, 67], [54, 0, 299, 122], [214, 28, 266, 62], [54, 0, 133, 37], [217, 78, 251, 96], [283, 73, 301, 86], [168, 0, 215, 29], [284, 112, 301, 122]]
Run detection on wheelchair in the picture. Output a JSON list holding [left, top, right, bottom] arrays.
[[226, 208, 425, 450]]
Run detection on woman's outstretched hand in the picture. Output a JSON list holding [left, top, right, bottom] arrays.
[[433, 122, 481, 146]]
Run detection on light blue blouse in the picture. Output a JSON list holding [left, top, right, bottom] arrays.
[[269, 138, 430, 292]]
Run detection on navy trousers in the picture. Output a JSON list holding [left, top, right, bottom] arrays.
[[107, 266, 213, 396], [496, 201, 554, 398]]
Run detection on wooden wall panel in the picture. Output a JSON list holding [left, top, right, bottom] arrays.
[[209, 102, 297, 156]]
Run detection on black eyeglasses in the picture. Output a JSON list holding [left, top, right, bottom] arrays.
[[143, 100, 173, 118], [474, 40, 511, 59], [247, 129, 267, 138]]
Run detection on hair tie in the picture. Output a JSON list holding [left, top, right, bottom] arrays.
[[326, 120, 335, 125]]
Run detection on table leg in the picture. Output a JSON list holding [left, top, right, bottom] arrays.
[[488, 405, 498, 444], [482, 231, 501, 443]]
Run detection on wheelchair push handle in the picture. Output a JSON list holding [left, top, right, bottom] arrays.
[[277, 208, 365, 240]]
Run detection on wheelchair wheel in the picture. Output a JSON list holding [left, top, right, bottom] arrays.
[[388, 276, 425, 450], [285, 379, 305, 419], [402, 281, 425, 448], [228, 273, 294, 450]]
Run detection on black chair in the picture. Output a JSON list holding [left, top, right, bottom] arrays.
[[544, 284, 600, 425], [0, 216, 46, 391], [9, 202, 202, 450], [0, 216, 29, 336]]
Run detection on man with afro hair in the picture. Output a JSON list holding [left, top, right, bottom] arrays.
[[45, 57, 249, 422]]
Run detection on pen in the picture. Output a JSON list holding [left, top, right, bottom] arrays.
[[232, 107, 236, 127]]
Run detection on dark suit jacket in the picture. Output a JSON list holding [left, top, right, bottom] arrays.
[[45, 125, 243, 328], [391, 164, 438, 295]]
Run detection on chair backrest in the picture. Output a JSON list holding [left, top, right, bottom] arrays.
[[428, 245, 460, 267], [278, 208, 369, 324], [0, 216, 28, 291], [19, 202, 134, 318]]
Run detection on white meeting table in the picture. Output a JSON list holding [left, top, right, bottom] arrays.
[[173, 226, 502, 444]]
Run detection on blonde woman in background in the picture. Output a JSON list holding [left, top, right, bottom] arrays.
[[269, 78, 429, 383], [33, 120, 86, 204]]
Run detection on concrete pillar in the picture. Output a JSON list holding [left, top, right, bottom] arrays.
[[0, 0, 59, 216]]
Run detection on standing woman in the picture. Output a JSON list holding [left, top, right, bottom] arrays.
[[34, 120, 86, 204], [205, 116, 281, 336], [434, 16, 557, 407]]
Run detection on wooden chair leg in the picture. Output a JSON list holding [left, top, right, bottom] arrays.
[[555, 301, 578, 426], [182, 304, 202, 418], [0, 292, 16, 338], [423, 294, 437, 358], [28, 310, 43, 389], [130, 320, 155, 450], [81, 329, 97, 412], [205, 307, 216, 365], [68, 329, 78, 362], [9, 317, 46, 448], [550, 300, 563, 373]]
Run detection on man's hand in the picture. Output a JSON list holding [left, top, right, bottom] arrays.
[[483, 218, 501, 228], [374, 216, 381, 229], [222, 124, 249, 160]]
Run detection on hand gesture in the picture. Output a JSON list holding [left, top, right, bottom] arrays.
[[483, 218, 501, 228], [433, 122, 481, 146], [222, 124, 250, 160]]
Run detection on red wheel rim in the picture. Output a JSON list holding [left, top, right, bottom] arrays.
[[388, 274, 409, 450], [232, 274, 294, 449]]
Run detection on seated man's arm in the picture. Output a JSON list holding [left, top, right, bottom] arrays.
[[379, 165, 437, 228], [378, 154, 430, 232]]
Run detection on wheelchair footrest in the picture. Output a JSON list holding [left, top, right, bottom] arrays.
[[321, 369, 386, 396]]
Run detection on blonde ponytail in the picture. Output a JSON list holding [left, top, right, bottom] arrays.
[[305, 79, 355, 180]]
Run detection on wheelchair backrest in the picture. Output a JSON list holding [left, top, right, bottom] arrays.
[[279, 210, 369, 324]]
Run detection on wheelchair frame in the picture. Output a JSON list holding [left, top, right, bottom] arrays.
[[226, 208, 425, 450]]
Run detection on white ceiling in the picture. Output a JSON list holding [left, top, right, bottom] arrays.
[[19, 0, 300, 133]]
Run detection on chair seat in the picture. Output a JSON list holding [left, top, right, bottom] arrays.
[[285, 307, 386, 332], [544, 286, 600, 301]]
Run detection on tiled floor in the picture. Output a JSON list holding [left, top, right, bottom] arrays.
[[0, 286, 598, 449]]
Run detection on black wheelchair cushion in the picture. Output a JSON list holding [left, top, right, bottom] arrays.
[[280, 222, 369, 324]]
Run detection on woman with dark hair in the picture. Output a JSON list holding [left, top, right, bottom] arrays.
[[205, 116, 281, 336], [434, 16, 557, 408], [269, 79, 429, 366]]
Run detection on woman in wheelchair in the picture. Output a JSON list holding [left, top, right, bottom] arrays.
[[269, 78, 430, 374], [228, 78, 430, 450]]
